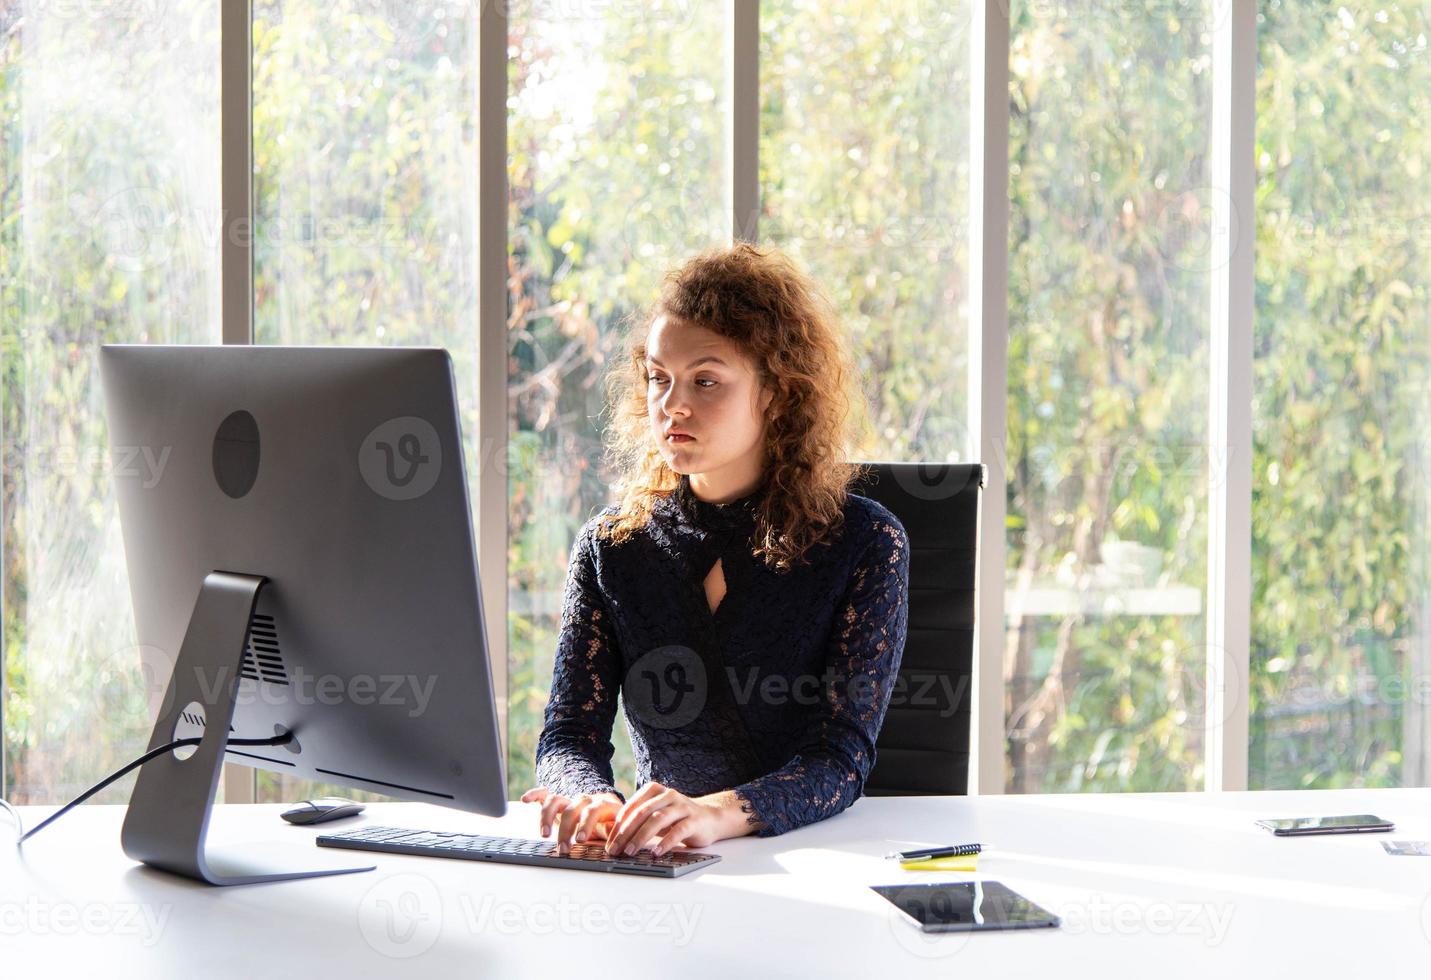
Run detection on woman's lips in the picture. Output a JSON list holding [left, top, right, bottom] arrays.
[[668, 434, 694, 443]]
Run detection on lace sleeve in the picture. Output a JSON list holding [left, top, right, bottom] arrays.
[[732, 514, 910, 837], [532, 519, 626, 802]]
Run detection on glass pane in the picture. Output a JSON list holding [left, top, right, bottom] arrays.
[[1250, 2, 1430, 788], [506, 0, 729, 799], [760, 0, 973, 460], [1004, 0, 1214, 791], [250, 0, 479, 803], [1, 2, 221, 803]]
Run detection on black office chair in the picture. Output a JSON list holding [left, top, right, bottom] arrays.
[[847, 461, 985, 796]]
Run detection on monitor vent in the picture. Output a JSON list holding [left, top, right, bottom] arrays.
[[241, 613, 290, 686], [177, 708, 233, 734]]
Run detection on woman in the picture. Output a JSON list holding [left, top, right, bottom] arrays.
[[521, 242, 910, 858]]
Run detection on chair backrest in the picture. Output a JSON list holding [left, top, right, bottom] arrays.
[[848, 462, 984, 796]]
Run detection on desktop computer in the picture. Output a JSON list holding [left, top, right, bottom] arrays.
[[100, 345, 507, 885]]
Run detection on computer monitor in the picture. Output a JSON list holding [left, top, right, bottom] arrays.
[[99, 344, 506, 886]]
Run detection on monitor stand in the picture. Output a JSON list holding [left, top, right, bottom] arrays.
[[120, 571, 375, 886]]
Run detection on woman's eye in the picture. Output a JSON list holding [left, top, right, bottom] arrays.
[[645, 375, 715, 389]]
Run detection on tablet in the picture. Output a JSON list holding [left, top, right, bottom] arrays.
[[871, 881, 1060, 933]]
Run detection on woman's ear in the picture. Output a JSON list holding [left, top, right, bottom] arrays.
[[759, 382, 775, 418]]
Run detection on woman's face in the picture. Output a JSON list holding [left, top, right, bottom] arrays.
[[644, 313, 774, 503]]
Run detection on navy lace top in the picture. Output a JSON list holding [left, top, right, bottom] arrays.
[[533, 473, 910, 838]]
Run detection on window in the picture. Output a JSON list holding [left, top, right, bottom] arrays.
[[505, 0, 730, 797], [1250, 1, 1430, 788], [761, 0, 973, 462], [1004, 0, 1215, 791], [1, 0, 221, 802]]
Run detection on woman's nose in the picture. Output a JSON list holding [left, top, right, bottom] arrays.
[[661, 386, 690, 417]]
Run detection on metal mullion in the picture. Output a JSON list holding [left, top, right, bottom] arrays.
[[477, 0, 510, 766], [728, 0, 760, 243], [221, 0, 253, 348], [1205, 0, 1255, 793], [970, 0, 1011, 796], [220, 0, 256, 803]]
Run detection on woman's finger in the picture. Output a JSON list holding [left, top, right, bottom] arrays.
[[573, 799, 616, 844], [650, 816, 694, 856], [521, 787, 549, 804], [611, 782, 660, 827], [555, 798, 590, 854], [608, 789, 676, 854], [540, 796, 572, 836], [620, 806, 687, 855]]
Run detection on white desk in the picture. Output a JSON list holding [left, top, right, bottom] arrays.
[[4, 789, 1430, 978]]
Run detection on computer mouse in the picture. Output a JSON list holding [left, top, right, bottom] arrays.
[[280, 798, 367, 825]]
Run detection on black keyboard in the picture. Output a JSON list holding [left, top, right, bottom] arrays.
[[315, 825, 721, 878]]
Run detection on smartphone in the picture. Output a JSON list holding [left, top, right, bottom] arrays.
[[1255, 814, 1394, 836], [871, 881, 1060, 933]]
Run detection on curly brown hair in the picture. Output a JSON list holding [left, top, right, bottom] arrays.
[[594, 242, 874, 572]]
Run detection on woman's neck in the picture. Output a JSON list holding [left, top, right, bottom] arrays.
[[688, 467, 767, 506]]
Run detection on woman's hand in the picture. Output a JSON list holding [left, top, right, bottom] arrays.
[[603, 781, 728, 857], [520, 787, 623, 855]]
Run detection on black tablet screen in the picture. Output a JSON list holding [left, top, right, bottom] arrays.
[[871, 881, 1060, 933]]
